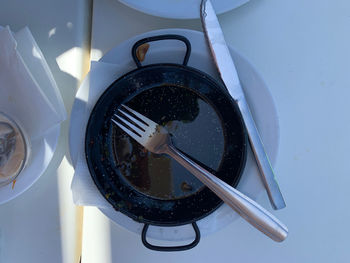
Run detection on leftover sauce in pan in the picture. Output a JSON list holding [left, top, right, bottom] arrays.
[[111, 85, 225, 200]]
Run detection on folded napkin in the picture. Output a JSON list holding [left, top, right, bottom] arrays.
[[13, 27, 67, 122], [0, 26, 66, 141]]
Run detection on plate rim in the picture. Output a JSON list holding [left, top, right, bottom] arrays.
[[118, 0, 250, 19]]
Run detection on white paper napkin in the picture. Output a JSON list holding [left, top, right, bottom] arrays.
[[13, 27, 67, 122], [0, 26, 65, 141]]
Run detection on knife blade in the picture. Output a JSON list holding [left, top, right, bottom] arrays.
[[200, 0, 286, 210]]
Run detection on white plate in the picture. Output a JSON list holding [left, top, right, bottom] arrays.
[[118, 0, 249, 19], [0, 125, 60, 204], [0, 26, 63, 205], [69, 28, 279, 241]]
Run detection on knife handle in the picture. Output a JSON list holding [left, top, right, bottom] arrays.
[[238, 99, 286, 210]]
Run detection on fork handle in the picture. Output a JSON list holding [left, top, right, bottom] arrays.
[[165, 145, 288, 242]]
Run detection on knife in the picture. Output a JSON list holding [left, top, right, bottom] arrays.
[[200, 0, 286, 210]]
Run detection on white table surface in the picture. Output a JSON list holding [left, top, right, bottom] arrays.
[[0, 0, 91, 262], [81, 0, 350, 262]]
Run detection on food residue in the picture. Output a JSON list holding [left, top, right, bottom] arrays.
[[12, 179, 16, 189], [136, 43, 150, 62]]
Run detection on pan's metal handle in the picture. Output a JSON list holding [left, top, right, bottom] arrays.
[[131, 34, 192, 67], [141, 222, 200, 252]]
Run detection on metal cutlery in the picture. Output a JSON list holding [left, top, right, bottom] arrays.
[[112, 104, 288, 242], [200, 0, 286, 210]]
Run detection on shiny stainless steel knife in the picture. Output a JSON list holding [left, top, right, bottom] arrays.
[[200, 0, 286, 210]]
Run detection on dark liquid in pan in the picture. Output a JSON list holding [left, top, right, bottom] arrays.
[[112, 85, 225, 200]]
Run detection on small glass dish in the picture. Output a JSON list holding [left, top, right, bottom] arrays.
[[0, 112, 28, 187]]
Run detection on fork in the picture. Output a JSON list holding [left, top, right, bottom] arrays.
[[112, 104, 288, 242]]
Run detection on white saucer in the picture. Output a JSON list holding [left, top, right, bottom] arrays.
[[0, 27, 63, 205], [69, 28, 279, 241], [118, 0, 249, 19]]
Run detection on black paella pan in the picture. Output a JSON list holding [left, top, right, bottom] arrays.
[[85, 35, 247, 251]]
